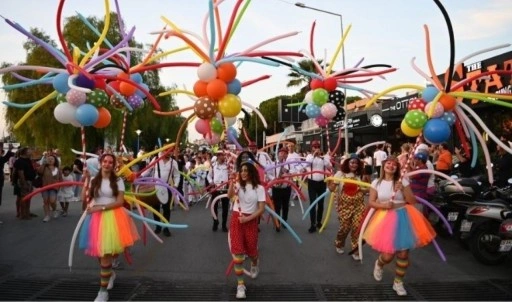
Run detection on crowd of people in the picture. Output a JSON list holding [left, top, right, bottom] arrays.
[[2, 135, 512, 300]]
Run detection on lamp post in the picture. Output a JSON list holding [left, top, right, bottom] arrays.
[[295, 2, 348, 155], [135, 129, 142, 155]]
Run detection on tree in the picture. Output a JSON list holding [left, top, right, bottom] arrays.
[[1, 13, 184, 164], [286, 59, 325, 94]]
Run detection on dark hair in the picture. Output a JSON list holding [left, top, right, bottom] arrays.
[[62, 166, 72, 172], [46, 155, 60, 168], [239, 162, 260, 188], [340, 157, 363, 175], [88, 154, 119, 200], [236, 151, 261, 171]]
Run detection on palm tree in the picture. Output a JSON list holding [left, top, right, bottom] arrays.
[[286, 59, 325, 94]]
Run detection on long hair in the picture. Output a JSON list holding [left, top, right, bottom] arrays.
[[236, 151, 261, 171], [45, 155, 60, 168], [340, 157, 363, 176], [238, 162, 260, 189], [88, 153, 119, 199], [377, 156, 401, 187]]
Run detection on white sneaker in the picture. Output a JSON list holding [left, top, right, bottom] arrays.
[[335, 247, 344, 254], [250, 260, 259, 279], [352, 254, 361, 261], [43, 215, 50, 223], [94, 290, 109, 302], [112, 258, 120, 269], [393, 281, 407, 296], [373, 260, 383, 281], [107, 271, 116, 290], [53, 211, 60, 219], [236, 285, 246, 299]]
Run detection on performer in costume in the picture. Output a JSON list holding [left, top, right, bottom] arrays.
[[227, 161, 265, 300], [207, 151, 230, 232], [363, 156, 435, 296], [269, 147, 292, 231], [327, 154, 367, 259], [80, 153, 140, 302]]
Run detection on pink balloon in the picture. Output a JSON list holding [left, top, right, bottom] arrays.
[[194, 118, 210, 135], [320, 103, 337, 120], [205, 132, 221, 145], [315, 115, 329, 128], [66, 89, 87, 106], [424, 101, 445, 118]]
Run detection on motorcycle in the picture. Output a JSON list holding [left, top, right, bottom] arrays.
[[459, 179, 512, 265]]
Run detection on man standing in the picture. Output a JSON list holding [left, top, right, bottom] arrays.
[[207, 151, 230, 232], [435, 143, 452, 176], [373, 144, 387, 177], [304, 140, 331, 233], [13, 147, 36, 220], [0, 143, 15, 223], [269, 148, 292, 232]]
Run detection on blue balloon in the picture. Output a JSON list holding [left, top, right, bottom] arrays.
[[75, 103, 99, 126], [423, 118, 451, 144], [135, 83, 149, 99], [75, 74, 95, 89], [305, 103, 320, 118], [52, 73, 70, 94], [422, 85, 440, 103], [227, 79, 242, 95], [440, 111, 456, 126], [130, 73, 143, 83], [227, 126, 239, 140]]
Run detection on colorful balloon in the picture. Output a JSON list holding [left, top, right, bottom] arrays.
[[407, 98, 427, 111], [423, 118, 451, 144], [400, 120, 422, 137], [194, 97, 218, 119], [218, 94, 241, 117], [86, 89, 109, 107], [206, 79, 228, 100], [227, 79, 242, 95], [197, 62, 217, 81], [195, 118, 210, 135], [424, 101, 445, 118], [93, 107, 111, 128], [404, 109, 428, 129], [305, 103, 321, 118], [441, 111, 456, 126], [52, 73, 70, 94], [216, 62, 237, 82], [421, 85, 440, 103], [315, 115, 329, 127], [312, 88, 329, 106], [53, 102, 77, 124], [210, 118, 223, 134], [75, 103, 99, 126], [66, 89, 87, 106], [320, 103, 337, 120]]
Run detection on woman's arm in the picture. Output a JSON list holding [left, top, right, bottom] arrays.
[[367, 187, 392, 210], [239, 201, 265, 224], [402, 185, 417, 204]]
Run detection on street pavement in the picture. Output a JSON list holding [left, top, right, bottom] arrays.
[[0, 183, 511, 301]]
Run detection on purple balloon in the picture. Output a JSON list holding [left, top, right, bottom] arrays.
[[75, 74, 96, 90]]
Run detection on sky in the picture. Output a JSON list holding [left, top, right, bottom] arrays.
[[0, 0, 511, 144]]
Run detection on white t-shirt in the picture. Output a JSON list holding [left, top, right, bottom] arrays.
[[92, 177, 125, 205], [371, 178, 410, 204], [234, 183, 266, 214], [374, 150, 387, 166]]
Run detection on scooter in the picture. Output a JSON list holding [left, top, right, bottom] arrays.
[[459, 179, 512, 265]]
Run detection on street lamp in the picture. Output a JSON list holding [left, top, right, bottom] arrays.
[[295, 2, 349, 155], [135, 129, 142, 155]]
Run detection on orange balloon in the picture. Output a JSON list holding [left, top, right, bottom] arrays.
[[193, 80, 208, 97], [119, 82, 137, 96], [117, 72, 130, 80], [217, 62, 237, 82], [439, 94, 457, 111], [94, 107, 111, 128], [206, 79, 228, 100]]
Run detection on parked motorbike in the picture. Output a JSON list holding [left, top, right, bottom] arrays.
[[459, 179, 512, 265]]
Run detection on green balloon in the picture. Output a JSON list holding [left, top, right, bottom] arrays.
[[312, 88, 329, 106], [210, 118, 223, 134], [87, 89, 109, 107], [56, 93, 67, 103], [404, 109, 428, 129]]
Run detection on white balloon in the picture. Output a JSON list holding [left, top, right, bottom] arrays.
[[225, 116, 237, 127], [53, 102, 77, 124], [304, 90, 314, 103], [197, 63, 217, 82]]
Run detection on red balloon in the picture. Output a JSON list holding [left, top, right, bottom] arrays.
[[408, 98, 427, 111], [310, 79, 324, 90], [94, 78, 107, 90], [323, 78, 337, 91], [106, 81, 121, 96]]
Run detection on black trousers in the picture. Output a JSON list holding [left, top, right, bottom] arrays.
[[307, 179, 326, 227], [212, 190, 229, 228], [272, 186, 292, 221], [152, 191, 171, 230]]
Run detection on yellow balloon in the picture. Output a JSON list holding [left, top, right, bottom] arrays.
[[218, 94, 242, 117], [401, 120, 422, 137]]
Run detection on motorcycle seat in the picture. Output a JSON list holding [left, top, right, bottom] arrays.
[[479, 198, 512, 209]]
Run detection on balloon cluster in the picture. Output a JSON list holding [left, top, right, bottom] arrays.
[[193, 62, 242, 143], [400, 85, 457, 144], [303, 78, 344, 128], [52, 70, 149, 129]]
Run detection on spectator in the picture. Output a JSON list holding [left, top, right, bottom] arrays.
[[435, 143, 452, 176]]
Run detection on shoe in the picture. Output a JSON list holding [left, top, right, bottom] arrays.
[[317, 222, 322, 229], [236, 284, 246, 299], [111, 259, 120, 269], [393, 281, 407, 296], [107, 271, 116, 290], [94, 290, 109, 302], [62, 212, 68, 217], [222, 226, 228, 232], [163, 228, 171, 237], [250, 260, 259, 279], [43, 215, 50, 223], [275, 226, 281, 232], [212, 221, 219, 231], [336, 247, 344, 254], [53, 211, 60, 219], [154, 227, 162, 234], [308, 226, 316, 233], [352, 254, 361, 261], [373, 260, 383, 281]]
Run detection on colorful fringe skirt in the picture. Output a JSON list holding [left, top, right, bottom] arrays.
[[79, 207, 140, 257], [363, 204, 436, 254]]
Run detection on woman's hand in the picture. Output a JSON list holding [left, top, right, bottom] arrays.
[[238, 215, 250, 224], [86, 204, 102, 214], [394, 182, 403, 192], [383, 202, 393, 210]]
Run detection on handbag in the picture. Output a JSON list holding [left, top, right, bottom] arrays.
[[32, 175, 42, 188]]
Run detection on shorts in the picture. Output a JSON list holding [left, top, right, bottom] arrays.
[[41, 189, 58, 199]]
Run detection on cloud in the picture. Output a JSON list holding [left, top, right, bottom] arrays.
[[452, 1, 512, 41]]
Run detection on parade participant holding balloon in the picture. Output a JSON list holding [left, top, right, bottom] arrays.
[[207, 151, 230, 232], [227, 161, 265, 300], [79, 153, 139, 302], [364, 156, 436, 296], [269, 148, 292, 232], [140, 149, 180, 237], [304, 140, 331, 233], [327, 154, 367, 260]]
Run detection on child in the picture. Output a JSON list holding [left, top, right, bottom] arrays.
[[58, 166, 74, 216]]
